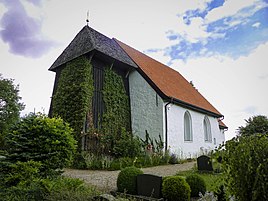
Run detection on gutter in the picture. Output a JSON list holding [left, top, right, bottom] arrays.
[[171, 97, 223, 118], [164, 99, 173, 151]]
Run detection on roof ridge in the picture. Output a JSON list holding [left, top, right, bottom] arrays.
[[84, 25, 96, 48], [114, 38, 191, 82], [114, 38, 177, 72]]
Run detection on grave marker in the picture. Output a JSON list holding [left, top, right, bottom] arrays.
[[197, 155, 213, 171], [137, 174, 163, 199]]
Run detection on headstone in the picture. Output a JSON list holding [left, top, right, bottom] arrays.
[[197, 155, 213, 171], [137, 174, 162, 199]]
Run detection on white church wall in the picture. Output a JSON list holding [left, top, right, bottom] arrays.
[[164, 103, 225, 158]]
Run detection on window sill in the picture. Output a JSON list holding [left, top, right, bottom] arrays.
[[184, 140, 193, 143], [204, 140, 212, 143]]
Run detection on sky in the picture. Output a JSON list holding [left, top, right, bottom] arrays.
[[0, 0, 267, 140]]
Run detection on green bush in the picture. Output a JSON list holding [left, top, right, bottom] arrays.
[[5, 113, 77, 177], [0, 160, 42, 188], [45, 177, 99, 201], [112, 128, 142, 158], [214, 184, 227, 201], [176, 170, 224, 193], [186, 174, 206, 197], [0, 160, 51, 201], [80, 152, 113, 170], [219, 133, 268, 201], [117, 166, 143, 194], [110, 157, 133, 170], [162, 176, 191, 201], [0, 176, 98, 201], [72, 152, 88, 169], [0, 179, 49, 201]]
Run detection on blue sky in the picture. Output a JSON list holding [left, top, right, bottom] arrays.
[[147, 0, 268, 61], [0, 0, 268, 140]]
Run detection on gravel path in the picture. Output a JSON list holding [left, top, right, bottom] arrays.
[[63, 161, 196, 192]]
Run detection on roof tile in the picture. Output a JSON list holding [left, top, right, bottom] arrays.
[[114, 39, 222, 117]]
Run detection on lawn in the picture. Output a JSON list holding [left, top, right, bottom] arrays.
[[176, 169, 225, 192]]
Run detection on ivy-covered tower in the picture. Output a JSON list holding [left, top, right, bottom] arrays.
[[49, 25, 138, 151]]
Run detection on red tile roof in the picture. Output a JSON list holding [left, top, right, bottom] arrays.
[[114, 39, 223, 117], [218, 120, 228, 129]]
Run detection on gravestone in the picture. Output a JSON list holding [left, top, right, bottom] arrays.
[[197, 155, 213, 171], [137, 174, 163, 199]]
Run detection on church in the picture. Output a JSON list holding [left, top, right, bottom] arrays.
[[49, 25, 227, 158]]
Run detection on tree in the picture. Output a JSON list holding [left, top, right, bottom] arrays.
[[0, 74, 24, 147], [220, 134, 268, 201], [238, 115, 268, 136], [4, 113, 77, 177]]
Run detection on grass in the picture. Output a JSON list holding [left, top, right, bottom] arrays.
[[176, 169, 225, 192]]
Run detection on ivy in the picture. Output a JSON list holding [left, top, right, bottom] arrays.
[[101, 67, 130, 153], [52, 56, 93, 145], [51, 56, 131, 155]]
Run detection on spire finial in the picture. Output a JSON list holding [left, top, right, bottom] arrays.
[[86, 10, 90, 26]]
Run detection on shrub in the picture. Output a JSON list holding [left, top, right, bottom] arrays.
[[112, 128, 142, 158], [219, 133, 268, 201], [0, 179, 49, 201], [79, 152, 114, 170], [162, 176, 191, 201], [214, 184, 227, 201], [186, 174, 206, 197], [0, 176, 98, 201], [72, 152, 88, 169], [169, 153, 179, 164], [45, 177, 99, 201], [5, 113, 77, 177], [0, 160, 50, 200], [117, 166, 143, 194], [0, 160, 42, 188]]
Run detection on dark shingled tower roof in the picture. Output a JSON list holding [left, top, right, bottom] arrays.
[[49, 26, 138, 71]]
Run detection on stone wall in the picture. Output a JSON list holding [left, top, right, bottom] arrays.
[[129, 70, 163, 141]]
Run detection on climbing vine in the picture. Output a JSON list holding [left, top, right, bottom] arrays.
[[52, 56, 93, 145], [101, 67, 131, 152], [51, 57, 131, 155]]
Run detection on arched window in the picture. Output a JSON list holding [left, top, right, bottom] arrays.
[[184, 111, 193, 141], [204, 116, 212, 142]]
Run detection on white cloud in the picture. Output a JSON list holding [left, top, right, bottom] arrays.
[[176, 0, 213, 15], [0, 3, 7, 20], [252, 22, 261, 28], [21, 0, 44, 20], [0, 42, 55, 115], [181, 17, 211, 43], [205, 0, 263, 23], [169, 42, 268, 140]]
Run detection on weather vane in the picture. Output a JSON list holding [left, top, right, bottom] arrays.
[[86, 11, 90, 26]]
